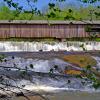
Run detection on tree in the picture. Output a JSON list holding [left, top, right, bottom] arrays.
[[0, 0, 99, 100], [0, 6, 14, 20], [2, 0, 99, 20]]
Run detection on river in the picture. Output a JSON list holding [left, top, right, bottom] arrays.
[[0, 41, 100, 100]]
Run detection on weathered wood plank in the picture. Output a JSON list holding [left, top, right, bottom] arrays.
[[0, 22, 99, 39]]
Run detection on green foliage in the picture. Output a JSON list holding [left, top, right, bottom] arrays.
[[0, 6, 13, 20], [82, 65, 100, 89], [48, 3, 55, 9], [95, 38, 100, 42], [76, 74, 83, 78], [0, 54, 5, 62], [80, 0, 99, 3], [85, 25, 92, 32], [93, 81, 100, 89], [0, 0, 99, 20], [86, 65, 91, 70]]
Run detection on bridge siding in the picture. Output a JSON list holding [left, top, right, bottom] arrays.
[[0, 24, 99, 39]]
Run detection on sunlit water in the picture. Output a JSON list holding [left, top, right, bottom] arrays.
[[0, 41, 100, 52], [0, 41, 100, 99], [0, 56, 100, 94]]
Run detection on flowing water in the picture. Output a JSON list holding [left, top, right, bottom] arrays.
[[0, 56, 100, 92], [0, 41, 100, 100], [0, 41, 100, 52]]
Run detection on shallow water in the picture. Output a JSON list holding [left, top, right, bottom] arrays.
[[11, 92, 100, 100], [0, 55, 100, 94], [0, 50, 100, 100], [47, 92, 100, 100]]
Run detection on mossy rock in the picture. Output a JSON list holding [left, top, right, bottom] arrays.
[[64, 70, 82, 75], [62, 54, 97, 68]]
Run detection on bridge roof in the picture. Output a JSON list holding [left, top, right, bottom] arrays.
[[0, 20, 100, 25]]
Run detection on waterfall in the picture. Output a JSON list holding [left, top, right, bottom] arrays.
[[0, 41, 100, 52]]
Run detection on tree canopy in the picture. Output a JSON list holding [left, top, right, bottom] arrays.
[[0, 0, 99, 20]]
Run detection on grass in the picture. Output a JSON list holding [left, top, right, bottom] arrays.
[[61, 54, 97, 75], [64, 70, 82, 75], [95, 38, 100, 42], [62, 54, 97, 68], [0, 37, 57, 42], [0, 37, 100, 42]]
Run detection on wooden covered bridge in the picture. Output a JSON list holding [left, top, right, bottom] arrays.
[[0, 20, 100, 39]]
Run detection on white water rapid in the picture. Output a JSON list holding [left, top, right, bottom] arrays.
[[0, 41, 100, 52]]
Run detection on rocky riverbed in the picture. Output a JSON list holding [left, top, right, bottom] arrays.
[[0, 51, 100, 100]]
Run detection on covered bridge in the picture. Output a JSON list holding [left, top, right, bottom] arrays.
[[0, 20, 100, 39]]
